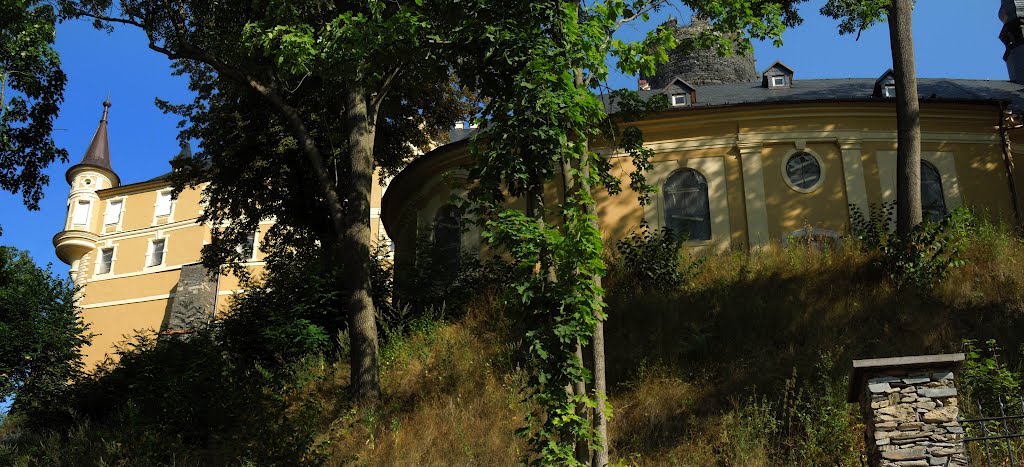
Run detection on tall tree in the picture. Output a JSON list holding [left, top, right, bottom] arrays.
[[823, 0, 922, 234], [65, 0, 468, 402], [0, 1, 68, 227], [444, 1, 802, 463], [0, 246, 91, 429]]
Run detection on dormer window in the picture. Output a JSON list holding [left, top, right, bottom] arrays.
[[762, 60, 795, 89], [662, 76, 696, 108], [874, 69, 897, 98]]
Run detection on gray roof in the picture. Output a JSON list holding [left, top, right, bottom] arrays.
[[135, 77, 1024, 188], [603, 77, 1024, 113], [448, 127, 479, 143]]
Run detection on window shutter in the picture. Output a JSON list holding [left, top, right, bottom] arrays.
[[104, 200, 123, 225], [72, 201, 91, 225], [155, 192, 172, 216]]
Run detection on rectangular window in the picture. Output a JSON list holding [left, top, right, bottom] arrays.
[[240, 232, 257, 260], [771, 75, 786, 87], [98, 248, 114, 274], [671, 94, 690, 107], [883, 84, 896, 98], [72, 200, 91, 226], [147, 238, 166, 267], [104, 199, 123, 225], [155, 191, 173, 217]]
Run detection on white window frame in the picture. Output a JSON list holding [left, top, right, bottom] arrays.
[[771, 75, 787, 87], [883, 83, 896, 98], [643, 156, 732, 252], [104, 198, 124, 225], [671, 93, 691, 107], [72, 200, 92, 226], [95, 246, 116, 276], [662, 168, 712, 242], [781, 148, 826, 194], [146, 237, 168, 268], [154, 190, 174, 219], [238, 231, 258, 260]]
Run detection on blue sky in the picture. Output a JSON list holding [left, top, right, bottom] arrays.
[[0, 0, 1011, 271]]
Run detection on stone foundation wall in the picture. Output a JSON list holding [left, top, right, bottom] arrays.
[[851, 354, 966, 467]]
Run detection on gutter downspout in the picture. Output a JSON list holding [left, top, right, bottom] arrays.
[[999, 102, 1022, 227]]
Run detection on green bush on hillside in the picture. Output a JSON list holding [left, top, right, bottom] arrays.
[[611, 223, 705, 290], [851, 202, 974, 288]]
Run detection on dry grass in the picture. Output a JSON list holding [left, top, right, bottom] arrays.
[[9, 225, 1024, 465], [318, 299, 526, 466]]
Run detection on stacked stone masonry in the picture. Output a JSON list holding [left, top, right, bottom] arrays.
[[641, 17, 758, 89], [863, 370, 966, 467]]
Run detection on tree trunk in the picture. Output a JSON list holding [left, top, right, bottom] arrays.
[[581, 155, 609, 467], [560, 158, 595, 465], [574, 340, 591, 464], [343, 89, 381, 403], [570, 63, 609, 466], [889, 0, 922, 235]]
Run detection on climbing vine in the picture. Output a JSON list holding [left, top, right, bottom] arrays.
[[444, 0, 803, 463]]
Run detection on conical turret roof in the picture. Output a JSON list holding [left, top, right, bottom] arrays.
[[66, 99, 119, 186]]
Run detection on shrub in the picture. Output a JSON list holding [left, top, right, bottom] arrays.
[[398, 232, 510, 316], [610, 223, 702, 290], [960, 338, 1022, 414], [851, 202, 974, 288]]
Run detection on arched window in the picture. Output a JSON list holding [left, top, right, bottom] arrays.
[[663, 169, 711, 241], [433, 204, 462, 269], [921, 161, 947, 222]]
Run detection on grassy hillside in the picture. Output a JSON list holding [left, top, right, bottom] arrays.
[[5, 219, 1024, 465]]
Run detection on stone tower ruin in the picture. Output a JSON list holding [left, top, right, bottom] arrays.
[[640, 17, 758, 90]]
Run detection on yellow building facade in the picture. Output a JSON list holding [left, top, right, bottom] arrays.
[[53, 100, 392, 367], [381, 73, 1024, 278]]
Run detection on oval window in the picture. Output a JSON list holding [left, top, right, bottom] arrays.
[[784, 151, 822, 192]]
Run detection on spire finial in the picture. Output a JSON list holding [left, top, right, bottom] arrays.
[[101, 97, 111, 122], [66, 96, 118, 186]]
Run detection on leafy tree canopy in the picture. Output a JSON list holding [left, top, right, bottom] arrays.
[[0, 246, 90, 428], [63, 0, 475, 401], [0, 1, 68, 217], [820, 0, 891, 37]]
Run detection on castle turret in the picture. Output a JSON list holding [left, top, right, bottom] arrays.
[[640, 16, 758, 90], [53, 99, 119, 285], [1000, 0, 1024, 83]]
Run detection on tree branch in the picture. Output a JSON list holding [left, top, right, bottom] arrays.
[[369, 66, 402, 120], [73, 11, 145, 28]]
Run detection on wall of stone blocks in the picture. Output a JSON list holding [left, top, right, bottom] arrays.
[[862, 369, 965, 466], [641, 18, 758, 90]]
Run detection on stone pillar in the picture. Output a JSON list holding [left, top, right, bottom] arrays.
[[737, 143, 770, 249], [848, 354, 967, 467]]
